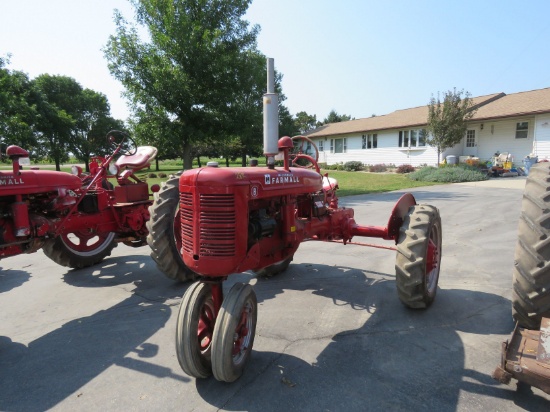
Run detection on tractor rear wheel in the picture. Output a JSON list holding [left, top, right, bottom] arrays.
[[43, 231, 117, 268], [512, 163, 550, 328], [255, 256, 293, 278], [176, 281, 215, 378], [147, 173, 195, 282], [211, 283, 257, 382], [395, 204, 442, 309]]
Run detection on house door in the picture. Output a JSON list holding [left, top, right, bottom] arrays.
[[463, 129, 477, 157]]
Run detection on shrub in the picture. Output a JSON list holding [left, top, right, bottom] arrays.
[[317, 162, 328, 170], [343, 161, 364, 172], [408, 164, 488, 183], [158, 172, 167, 178], [147, 172, 157, 178], [396, 164, 415, 174], [369, 164, 388, 173]]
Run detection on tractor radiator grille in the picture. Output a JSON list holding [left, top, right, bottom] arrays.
[[180, 192, 194, 253], [199, 194, 236, 257]]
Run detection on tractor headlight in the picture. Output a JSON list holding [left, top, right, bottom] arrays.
[[71, 165, 83, 176], [108, 163, 119, 176]]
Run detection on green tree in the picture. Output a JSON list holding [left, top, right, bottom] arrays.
[[104, 0, 261, 170], [0, 57, 38, 154], [426, 88, 476, 164], [69, 89, 125, 171], [294, 111, 317, 134], [320, 109, 352, 125], [32, 74, 80, 170]]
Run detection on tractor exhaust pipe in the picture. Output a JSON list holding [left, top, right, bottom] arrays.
[[263, 58, 279, 168]]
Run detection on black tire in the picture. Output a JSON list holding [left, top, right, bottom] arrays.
[[176, 282, 215, 378], [43, 231, 117, 268], [146, 173, 195, 282], [395, 204, 442, 309], [512, 163, 550, 328], [255, 256, 293, 278], [211, 283, 257, 382]]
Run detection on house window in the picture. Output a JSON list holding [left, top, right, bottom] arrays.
[[334, 138, 347, 153], [466, 130, 475, 147], [318, 140, 324, 152], [330, 139, 334, 153], [516, 122, 528, 139], [399, 129, 426, 148], [306, 141, 312, 153], [362, 134, 377, 149]]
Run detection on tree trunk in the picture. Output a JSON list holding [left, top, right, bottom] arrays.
[[155, 157, 159, 171], [437, 148, 441, 166], [84, 159, 90, 173], [182, 142, 193, 170], [196, 156, 202, 168], [225, 157, 229, 167], [241, 148, 247, 167], [55, 158, 61, 171]]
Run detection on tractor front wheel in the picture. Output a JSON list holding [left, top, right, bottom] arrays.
[[211, 283, 257, 382], [147, 173, 195, 282], [176, 282, 215, 378], [395, 204, 442, 308], [512, 163, 550, 328], [43, 231, 117, 268]]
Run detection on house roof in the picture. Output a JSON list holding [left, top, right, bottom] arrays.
[[471, 87, 550, 121], [304, 88, 550, 138]]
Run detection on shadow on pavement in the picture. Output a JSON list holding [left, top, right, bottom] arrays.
[[194, 264, 549, 411], [0, 254, 189, 412], [0, 266, 31, 293]]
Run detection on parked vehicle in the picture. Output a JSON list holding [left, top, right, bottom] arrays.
[[0, 131, 159, 268], [493, 162, 550, 394], [147, 59, 442, 382]]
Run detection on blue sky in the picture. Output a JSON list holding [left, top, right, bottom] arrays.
[[2, 0, 549, 123]]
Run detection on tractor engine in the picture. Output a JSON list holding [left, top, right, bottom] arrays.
[[179, 164, 326, 277]]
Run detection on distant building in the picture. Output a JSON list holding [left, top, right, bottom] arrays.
[[304, 87, 550, 166]]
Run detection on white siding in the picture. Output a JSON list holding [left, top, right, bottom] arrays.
[[313, 132, 438, 167], [310, 115, 542, 167], [534, 114, 550, 160]]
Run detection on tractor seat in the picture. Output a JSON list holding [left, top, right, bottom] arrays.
[[116, 146, 158, 170]]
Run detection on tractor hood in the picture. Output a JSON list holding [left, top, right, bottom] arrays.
[[180, 166, 323, 198], [0, 170, 82, 196]]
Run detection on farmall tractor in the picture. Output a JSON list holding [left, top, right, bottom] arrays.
[[146, 59, 443, 383], [0, 131, 158, 268]]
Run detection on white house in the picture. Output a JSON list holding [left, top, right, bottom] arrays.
[[304, 87, 550, 167]]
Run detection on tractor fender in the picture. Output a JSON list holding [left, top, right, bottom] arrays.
[[386, 193, 416, 241]]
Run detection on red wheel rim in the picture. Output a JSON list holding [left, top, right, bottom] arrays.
[[197, 297, 215, 353], [232, 301, 254, 364], [425, 225, 441, 294], [61, 231, 114, 255]]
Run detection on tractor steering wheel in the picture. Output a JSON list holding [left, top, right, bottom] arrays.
[[290, 135, 319, 169], [107, 130, 137, 156]]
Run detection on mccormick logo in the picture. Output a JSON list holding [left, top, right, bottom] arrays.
[[264, 173, 299, 185]]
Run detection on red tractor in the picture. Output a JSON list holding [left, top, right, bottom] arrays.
[[0, 130, 159, 268], [147, 59, 443, 383]]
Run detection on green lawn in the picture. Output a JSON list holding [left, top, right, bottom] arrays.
[[139, 165, 442, 196]]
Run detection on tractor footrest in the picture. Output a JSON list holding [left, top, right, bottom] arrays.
[[492, 317, 550, 394]]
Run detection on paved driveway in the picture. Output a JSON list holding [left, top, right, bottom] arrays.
[[1, 178, 549, 411]]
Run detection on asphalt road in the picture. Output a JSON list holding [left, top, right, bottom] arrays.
[[1, 178, 549, 411]]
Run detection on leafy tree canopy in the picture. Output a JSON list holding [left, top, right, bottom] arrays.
[[104, 0, 263, 169], [426, 88, 476, 163]]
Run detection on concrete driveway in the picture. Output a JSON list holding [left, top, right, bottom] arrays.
[[1, 177, 549, 411]]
